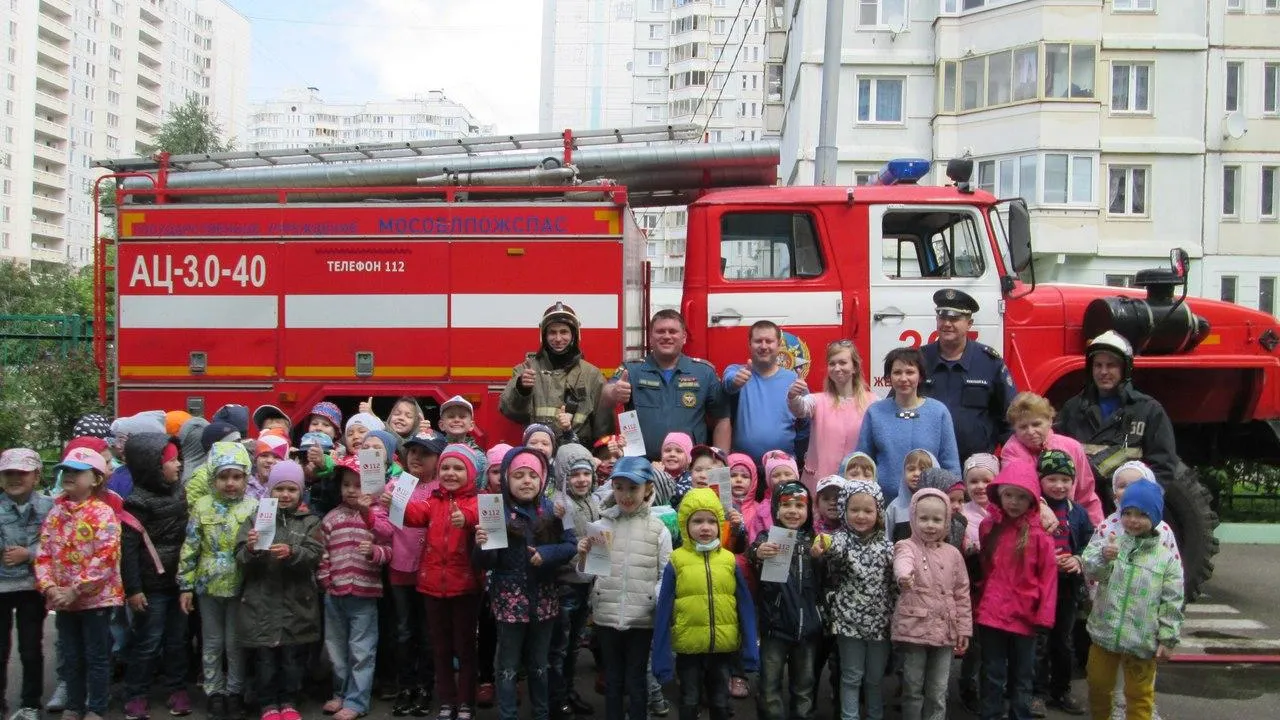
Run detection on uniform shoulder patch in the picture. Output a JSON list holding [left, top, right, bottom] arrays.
[[981, 344, 1002, 360], [687, 356, 715, 368]]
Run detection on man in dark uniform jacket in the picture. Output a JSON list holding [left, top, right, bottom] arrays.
[[921, 288, 1019, 460]]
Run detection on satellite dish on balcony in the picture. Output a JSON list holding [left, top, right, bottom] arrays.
[[1222, 111, 1247, 140], [886, 12, 909, 40]]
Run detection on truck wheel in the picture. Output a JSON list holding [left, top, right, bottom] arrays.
[[1163, 463, 1220, 602]]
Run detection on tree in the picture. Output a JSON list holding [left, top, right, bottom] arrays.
[[151, 94, 235, 155]]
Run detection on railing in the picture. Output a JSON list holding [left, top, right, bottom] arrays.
[[33, 169, 65, 189], [32, 194, 66, 214], [1204, 462, 1280, 522], [37, 39, 70, 67]]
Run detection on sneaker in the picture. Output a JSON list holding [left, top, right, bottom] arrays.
[[278, 707, 301, 720], [125, 697, 151, 720], [475, 683, 495, 708], [453, 706, 472, 720], [260, 708, 281, 720], [648, 697, 670, 717], [434, 706, 453, 720], [167, 690, 193, 717], [46, 683, 69, 713], [1030, 696, 1048, 718], [321, 699, 343, 715], [1049, 694, 1087, 716], [728, 677, 749, 699], [8, 708, 41, 720], [409, 687, 432, 717]]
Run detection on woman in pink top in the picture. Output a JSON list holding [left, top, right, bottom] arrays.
[[788, 340, 877, 491], [1000, 392, 1104, 525]]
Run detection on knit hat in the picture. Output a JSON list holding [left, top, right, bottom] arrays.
[[345, 412, 385, 433], [963, 453, 1000, 478], [568, 457, 595, 475], [211, 404, 250, 436], [503, 447, 549, 497], [509, 452, 545, 480], [73, 413, 113, 439], [661, 432, 693, 456], [1036, 449, 1075, 479], [764, 452, 799, 483], [948, 481, 966, 495], [366, 429, 401, 463], [255, 433, 290, 460], [919, 466, 962, 493], [299, 432, 335, 452], [200, 422, 241, 453], [523, 423, 556, 450], [691, 445, 729, 466], [207, 441, 251, 475], [252, 404, 289, 431], [332, 455, 361, 482], [1112, 460, 1156, 486], [266, 460, 305, 493], [161, 442, 180, 465], [774, 480, 808, 505], [164, 410, 192, 436], [1119, 478, 1164, 527], [486, 443, 514, 470], [440, 443, 483, 486], [309, 402, 342, 430], [0, 448, 41, 473], [610, 455, 654, 485]]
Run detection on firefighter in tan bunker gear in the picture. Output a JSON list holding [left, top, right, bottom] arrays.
[[499, 302, 612, 448]]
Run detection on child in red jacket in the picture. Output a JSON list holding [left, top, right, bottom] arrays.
[[975, 462, 1058, 720]]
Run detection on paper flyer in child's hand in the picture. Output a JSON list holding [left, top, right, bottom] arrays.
[[583, 519, 613, 576], [389, 474, 419, 529], [357, 449, 386, 495], [706, 467, 733, 508], [617, 410, 646, 457], [760, 526, 797, 583], [253, 498, 278, 550], [477, 493, 508, 550], [558, 494, 575, 530]]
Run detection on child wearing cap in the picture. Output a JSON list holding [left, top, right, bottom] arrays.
[[183, 422, 243, 508], [522, 424, 557, 466], [0, 448, 54, 720], [248, 433, 290, 501], [473, 448, 578, 720], [178, 442, 259, 720], [318, 458, 393, 720], [549, 444, 603, 718], [237, 461, 324, 720], [437, 396, 482, 455], [578, 455, 672, 720], [1032, 450, 1094, 716], [652, 488, 759, 720], [688, 445, 728, 490], [750, 481, 823, 720], [252, 405, 292, 436], [1083, 479, 1183, 720], [35, 447, 124, 720]]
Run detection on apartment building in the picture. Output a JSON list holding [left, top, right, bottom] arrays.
[[246, 88, 490, 153], [541, 0, 770, 308], [774, 0, 1280, 315], [0, 0, 249, 267]]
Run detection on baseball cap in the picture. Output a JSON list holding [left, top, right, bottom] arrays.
[[0, 449, 42, 473], [610, 456, 654, 485], [299, 432, 335, 452], [404, 434, 447, 456], [252, 404, 290, 430], [440, 395, 474, 415], [54, 446, 109, 476]]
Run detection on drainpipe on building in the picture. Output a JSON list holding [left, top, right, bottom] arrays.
[[814, 0, 844, 185]]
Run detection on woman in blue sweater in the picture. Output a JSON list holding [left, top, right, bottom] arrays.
[[856, 347, 960, 505]]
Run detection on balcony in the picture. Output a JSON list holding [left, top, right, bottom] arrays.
[[30, 245, 67, 265], [32, 194, 67, 215], [140, 1, 164, 27], [137, 63, 161, 88], [33, 143, 67, 166], [32, 169, 66, 191], [139, 23, 162, 48], [34, 90, 68, 117], [31, 220, 64, 241], [37, 13, 72, 43], [138, 42, 161, 68], [37, 39, 70, 69], [39, 0, 72, 19], [137, 84, 161, 109], [34, 116, 68, 141], [35, 64, 70, 91], [136, 107, 161, 131]]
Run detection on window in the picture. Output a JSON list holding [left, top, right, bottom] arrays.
[[1108, 166, 1148, 216], [940, 61, 957, 112], [1261, 277, 1276, 315], [650, 0, 665, 10], [647, 51, 664, 67], [1226, 0, 1243, 10], [1266, 63, 1278, 113], [714, 19, 727, 34], [720, 212, 824, 280], [1268, 0, 1280, 11], [1113, 0, 1154, 9], [854, 171, 879, 185], [1222, 166, 1240, 217], [1105, 274, 1136, 288], [857, 77, 904, 123], [1111, 63, 1151, 113], [649, 24, 664, 40], [961, 56, 983, 110], [1262, 167, 1277, 218], [1046, 43, 1095, 99], [858, 0, 907, 27], [987, 51, 1012, 106], [1220, 276, 1237, 304], [766, 64, 783, 102], [1013, 46, 1038, 101], [1226, 62, 1242, 112], [881, 210, 986, 279], [647, 78, 663, 94]]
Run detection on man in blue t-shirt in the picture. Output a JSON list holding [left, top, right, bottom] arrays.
[[722, 320, 798, 462]]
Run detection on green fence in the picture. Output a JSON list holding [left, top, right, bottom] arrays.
[[0, 314, 94, 366]]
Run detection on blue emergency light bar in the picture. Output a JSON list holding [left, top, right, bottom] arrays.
[[869, 158, 932, 186]]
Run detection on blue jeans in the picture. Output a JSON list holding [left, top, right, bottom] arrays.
[[496, 620, 554, 720], [124, 591, 189, 698], [758, 636, 817, 720], [979, 626, 1037, 720], [899, 643, 952, 720], [324, 595, 380, 714], [57, 607, 113, 715], [199, 594, 245, 696], [837, 637, 889, 720], [547, 584, 591, 707], [596, 626, 652, 720]]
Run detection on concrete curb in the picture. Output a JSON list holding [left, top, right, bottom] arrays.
[[1215, 523, 1280, 545]]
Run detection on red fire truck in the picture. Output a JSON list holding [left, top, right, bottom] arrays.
[[95, 124, 1280, 598]]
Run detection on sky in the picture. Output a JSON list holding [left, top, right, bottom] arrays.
[[223, 0, 544, 133]]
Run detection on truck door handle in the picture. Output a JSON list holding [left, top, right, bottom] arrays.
[[710, 308, 743, 325], [873, 308, 906, 322]]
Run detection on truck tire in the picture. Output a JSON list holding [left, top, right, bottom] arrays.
[[1163, 463, 1220, 602]]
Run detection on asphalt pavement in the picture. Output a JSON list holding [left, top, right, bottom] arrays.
[[4, 543, 1277, 719]]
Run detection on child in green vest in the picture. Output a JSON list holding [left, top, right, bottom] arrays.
[[651, 488, 759, 720]]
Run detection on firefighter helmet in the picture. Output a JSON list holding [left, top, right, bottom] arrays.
[[1086, 330, 1133, 378]]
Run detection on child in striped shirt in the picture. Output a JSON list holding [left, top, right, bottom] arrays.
[[317, 456, 393, 720]]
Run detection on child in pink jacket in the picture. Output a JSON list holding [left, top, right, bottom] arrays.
[[976, 462, 1058, 720], [892, 487, 972, 720]]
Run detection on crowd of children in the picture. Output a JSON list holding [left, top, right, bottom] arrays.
[[0, 388, 1187, 720]]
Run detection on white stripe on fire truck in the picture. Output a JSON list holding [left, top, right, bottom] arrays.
[[704, 291, 843, 326], [284, 294, 448, 329], [450, 294, 620, 329], [119, 295, 278, 329]]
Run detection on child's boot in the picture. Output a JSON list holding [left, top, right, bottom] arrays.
[[226, 694, 246, 720], [207, 694, 226, 720], [391, 690, 415, 717], [409, 687, 431, 718]]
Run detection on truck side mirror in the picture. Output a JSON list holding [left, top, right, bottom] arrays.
[[1007, 198, 1032, 274], [1170, 247, 1189, 280]]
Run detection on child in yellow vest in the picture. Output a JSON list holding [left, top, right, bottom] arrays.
[[652, 488, 759, 720]]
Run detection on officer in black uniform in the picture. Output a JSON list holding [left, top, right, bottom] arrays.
[[920, 288, 1018, 460]]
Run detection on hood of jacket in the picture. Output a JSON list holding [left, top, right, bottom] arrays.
[[677, 487, 725, 537], [907, 487, 952, 545], [888, 449, 939, 517], [178, 417, 210, 482], [500, 446, 550, 508], [206, 441, 252, 477], [726, 452, 758, 500], [552, 443, 593, 493], [837, 478, 884, 532], [919, 466, 961, 494], [988, 461, 1044, 513], [769, 480, 815, 534], [124, 432, 179, 495], [838, 451, 877, 481]]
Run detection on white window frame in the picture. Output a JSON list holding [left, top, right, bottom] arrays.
[[1107, 165, 1150, 217], [1222, 165, 1241, 219], [1042, 153, 1095, 206], [1113, 0, 1154, 11], [856, 76, 906, 124], [1266, 63, 1279, 114], [647, 50, 664, 67], [1262, 166, 1277, 220], [1226, 0, 1243, 11], [858, 0, 908, 29], [1267, 0, 1280, 12], [1226, 61, 1243, 112], [1110, 62, 1152, 114], [1260, 276, 1276, 316]]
